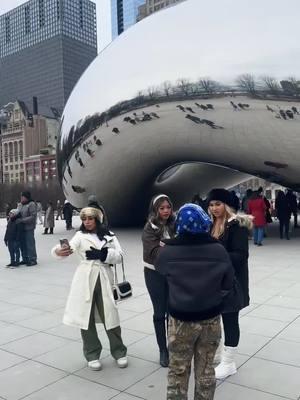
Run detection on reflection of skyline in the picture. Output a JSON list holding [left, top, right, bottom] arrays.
[[61, 0, 300, 142]]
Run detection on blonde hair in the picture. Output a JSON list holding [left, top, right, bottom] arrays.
[[209, 204, 236, 239]]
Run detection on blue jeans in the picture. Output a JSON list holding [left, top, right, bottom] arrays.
[[8, 240, 20, 264], [253, 227, 264, 245], [20, 230, 37, 263]]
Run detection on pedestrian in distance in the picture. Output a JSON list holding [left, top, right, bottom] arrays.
[[275, 190, 291, 240], [285, 190, 298, 228], [142, 194, 176, 367], [43, 201, 55, 234], [17, 191, 38, 266], [207, 188, 252, 380], [4, 209, 22, 268], [63, 200, 74, 230], [52, 207, 128, 371], [247, 190, 266, 246], [36, 200, 43, 224], [155, 203, 234, 400], [56, 200, 63, 220]]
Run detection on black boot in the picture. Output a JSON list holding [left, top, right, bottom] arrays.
[[153, 318, 169, 367], [159, 350, 169, 368]]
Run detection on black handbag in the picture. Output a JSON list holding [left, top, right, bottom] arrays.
[[113, 255, 132, 302]]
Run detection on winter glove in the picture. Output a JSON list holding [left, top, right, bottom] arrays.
[[85, 246, 108, 262]]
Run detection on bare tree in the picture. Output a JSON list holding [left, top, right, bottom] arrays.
[[147, 86, 158, 99], [261, 76, 280, 94], [280, 77, 300, 95], [177, 78, 192, 96], [198, 78, 217, 94], [162, 81, 172, 97], [236, 74, 257, 95]]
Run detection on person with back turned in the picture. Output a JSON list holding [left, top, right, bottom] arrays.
[[155, 204, 234, 400]]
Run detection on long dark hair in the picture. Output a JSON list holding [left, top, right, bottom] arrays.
[[147, 195, 175, 235], [79, 219, 113, 242]]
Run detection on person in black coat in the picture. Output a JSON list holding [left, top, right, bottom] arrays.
[[4, 209, 22, 267], [63, 200, 75, 230], [286, 190, 298, 228], [275, 190, 291, 239], [155, 203, 234, 400], [207, 188, 252, 380]]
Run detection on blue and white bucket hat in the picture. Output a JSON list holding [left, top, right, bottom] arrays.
[[176, 203, 212, 235]]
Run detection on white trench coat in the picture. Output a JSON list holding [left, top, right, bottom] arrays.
[[52, 231, 122, 330]]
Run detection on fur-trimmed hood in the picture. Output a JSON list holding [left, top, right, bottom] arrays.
[[228, 214, 253, 230]]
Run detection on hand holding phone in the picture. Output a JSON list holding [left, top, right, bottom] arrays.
[[60, 238, 70, 249]]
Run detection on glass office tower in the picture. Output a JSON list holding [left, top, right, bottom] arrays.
[[111, 0, 145, 39], [0, 0, 97, 113]]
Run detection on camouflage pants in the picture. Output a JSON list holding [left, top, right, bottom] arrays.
[[167, 316, 221, 400]]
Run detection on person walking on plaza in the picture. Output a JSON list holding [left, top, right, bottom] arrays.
[[17, 191, 38, 266], [56, 200, 63, 220], [36, 200, 43, 224], [43, 201, 55, 234], [286, 190, 298, 228], [142, 194, 175, 367], [275, 190, 291, 240], [207, 188, 252, 380], [52, 207, 128, 371], [247, 190, 266, 246], [155, 203, 234, 400], [4, 209, 22, 268], [63, 200, 74, 230]]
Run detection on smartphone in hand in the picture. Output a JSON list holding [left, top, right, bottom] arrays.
[[60, 238, 70, 248]]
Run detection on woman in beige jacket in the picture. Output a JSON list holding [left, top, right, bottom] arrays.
[[52, 207, 127, 371]]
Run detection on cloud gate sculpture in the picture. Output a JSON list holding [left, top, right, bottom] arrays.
[[57, 0, 300, 225]]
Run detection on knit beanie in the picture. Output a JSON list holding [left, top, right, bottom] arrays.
[[176, 203, 212, 235], [206, 188, 233, 207]]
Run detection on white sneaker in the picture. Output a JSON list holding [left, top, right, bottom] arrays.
[[87, 359, 102, 371], [215, 346, 237, 380], [116, 356, 128, 368]]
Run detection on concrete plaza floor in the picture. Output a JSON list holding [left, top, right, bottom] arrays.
[[0, 217, 299, 400]]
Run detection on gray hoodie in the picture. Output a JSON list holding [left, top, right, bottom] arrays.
[[18, 201, 37, 231]]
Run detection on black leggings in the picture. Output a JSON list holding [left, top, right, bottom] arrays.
[[222, 311, 240, 347]]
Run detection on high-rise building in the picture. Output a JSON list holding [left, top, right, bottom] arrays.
[[111, 0, 145, 39], [137, 0, 185, 21], [0, 0, 97, 114]]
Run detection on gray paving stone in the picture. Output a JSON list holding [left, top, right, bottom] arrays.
[[277, 319, 300, 343], [34, 341, 109, 373], [0, 306, 44, 323], [237, 332, 271, 356], [0, 349, 26, 371], [215, 382, 288, 400], [113, 393, 145, 400], [266, 295, 300, 310], [44, 323, 82, 341], [15, 311, 62, 331], [228, 357, 300, 399], [0, 360, 66, 400], [23, 374, 119, 400], [122, 311, 156, 334], [126, 368, 167, 400], [246, 304, 300, 322], [0, 324, 36, 345], [239, 316, 289, 337], [256, 338, 300, 367], [1, 332, 70, 358], [75, 356, 159, 391]]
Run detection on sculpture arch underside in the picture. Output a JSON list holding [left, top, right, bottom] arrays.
[[57, 0, 300, 225]]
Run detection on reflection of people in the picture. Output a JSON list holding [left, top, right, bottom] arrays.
[[286, 190, 298, 228], [36, 201, 43, 225], [155, 203, 234, 400], [52, 207, 128, 370], [207, 188, 251, 379], [56, 200, 63, 220], [142, 194, 175, 367]]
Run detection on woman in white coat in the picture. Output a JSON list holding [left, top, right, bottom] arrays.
[[52, 207, 127, 371]]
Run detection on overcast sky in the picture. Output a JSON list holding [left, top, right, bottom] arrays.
[[0, 0, 112, 51]]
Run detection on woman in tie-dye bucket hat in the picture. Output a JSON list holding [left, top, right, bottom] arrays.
[[155, 203, 234, 400]]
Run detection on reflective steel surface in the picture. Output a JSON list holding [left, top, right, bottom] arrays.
[[57, 0, 300, 225]]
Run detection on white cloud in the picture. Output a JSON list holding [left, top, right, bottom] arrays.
[[0, 0, 112, 52]]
